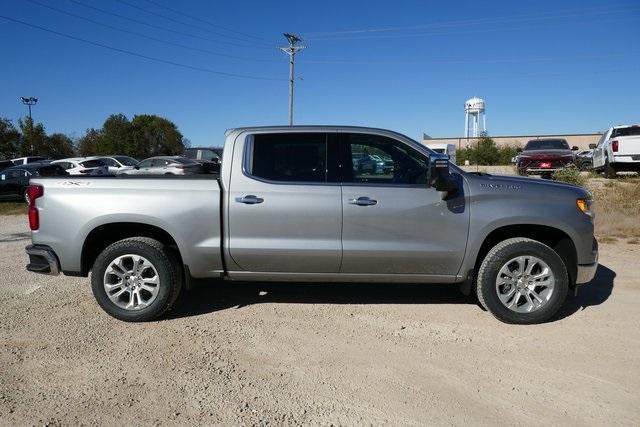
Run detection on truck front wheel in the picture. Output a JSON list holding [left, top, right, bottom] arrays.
[[91, 237, 182, 322], [476, 238, 569, 324]]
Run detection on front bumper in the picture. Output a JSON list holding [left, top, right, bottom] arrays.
[[524, 167, 563, 173], [25, 244, 60, 276], [575, 238, 599, 284]]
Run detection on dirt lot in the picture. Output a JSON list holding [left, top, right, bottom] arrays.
[[1, 213, 639, 426]]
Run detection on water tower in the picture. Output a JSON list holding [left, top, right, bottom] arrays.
[[464, 97, 486, 138]]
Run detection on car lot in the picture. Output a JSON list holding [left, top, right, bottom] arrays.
[[1, 210, 639, 424]]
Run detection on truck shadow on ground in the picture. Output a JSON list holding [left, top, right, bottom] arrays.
[[166, 264, 615, 322]]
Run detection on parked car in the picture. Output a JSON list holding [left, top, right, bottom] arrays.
[[119, 156, 203, 175], [0, 162, 67, 201], [86, 156, 139, 175], [575, 150, 594, 170], [51, 158, 109, 176], [0, 160, 15, 172], [592, 125, 640, 178], [352, 153, 384, 174], [25, 126, 597, 325], [425, 143, 457, 165], [516, 138, 578, 177], [184, 147, 222, 162], [11, 156, 49, 165]]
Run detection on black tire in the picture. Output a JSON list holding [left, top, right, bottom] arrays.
[[604, 157, 617, 179], [476, 238, 569, 324], [91, 237, 182, 322]]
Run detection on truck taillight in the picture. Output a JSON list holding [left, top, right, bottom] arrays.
[[26, 185, 44, 231], [611, 140, 619, 152]]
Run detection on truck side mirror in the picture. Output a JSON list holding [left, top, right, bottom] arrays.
[[428, 154, 457, 195], [571, 146, 579, 151], [589, 144, 596, 149], [516, 147, 523, 153]]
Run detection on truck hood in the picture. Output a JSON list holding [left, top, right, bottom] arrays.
[[465, 171, 590, 198]]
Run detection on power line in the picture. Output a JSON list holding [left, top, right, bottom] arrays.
[[114, 0, 275, 48], [299, 52, 640, 66], [0, 15, 283, 81], [305, 12, 638, 42], [26, 0, 277, 63], [305, 5, 639, 40], [66, 0, 270, 50], [139, 0, 276, 44]]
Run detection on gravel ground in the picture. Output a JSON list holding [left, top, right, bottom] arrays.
[[1, 214, 639, 425]]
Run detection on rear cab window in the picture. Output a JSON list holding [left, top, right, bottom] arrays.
[[246, 133, 338, 183], [611, 126, 640, 138]]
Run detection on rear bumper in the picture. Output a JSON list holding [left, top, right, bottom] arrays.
[[25, 244, 60, 276]]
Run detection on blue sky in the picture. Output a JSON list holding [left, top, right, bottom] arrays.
[[1, 0, 639, 145]]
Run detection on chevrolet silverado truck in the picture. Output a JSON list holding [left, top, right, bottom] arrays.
[[24, 126, 598, 324]]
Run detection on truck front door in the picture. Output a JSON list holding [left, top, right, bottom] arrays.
[[227, 132, 342, 273], [339, 132, 469, 277]]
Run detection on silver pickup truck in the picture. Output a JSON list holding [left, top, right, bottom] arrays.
[[24, 126, 598, 324]]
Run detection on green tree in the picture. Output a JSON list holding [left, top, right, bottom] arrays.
[[18, 117, 47, 156], [98, 114, 133, 155], [77, 128, 102, 156], [0, 118, 21, 159], [46, 133, 76, 159], [473, 134, 500, 165], [131, 114, 185, 157]]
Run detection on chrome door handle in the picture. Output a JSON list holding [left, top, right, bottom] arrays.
[[348, 196, 377, 206], [236, 195, 264, 204]]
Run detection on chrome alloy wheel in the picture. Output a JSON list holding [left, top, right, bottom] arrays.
[[495, 256, 555, 313], [103, 254, 160, 310]]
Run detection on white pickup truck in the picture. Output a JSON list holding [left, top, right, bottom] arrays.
[[592, 125, 640, 178]]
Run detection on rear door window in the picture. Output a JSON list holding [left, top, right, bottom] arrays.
[[247, 133, 337, 183]]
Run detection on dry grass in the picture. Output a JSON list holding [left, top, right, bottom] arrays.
[[0, 202, 27, 215], [586, 178, 640, 239]]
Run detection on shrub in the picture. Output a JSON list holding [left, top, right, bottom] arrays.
[[455, 135, 520, 166], [551, 165, 585, 187]]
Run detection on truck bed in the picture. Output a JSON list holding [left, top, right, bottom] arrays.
[[29, 175, 224, 278]]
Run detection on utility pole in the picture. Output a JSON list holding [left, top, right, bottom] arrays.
[[279, 33, 304, 126], [21, 96, 38, 155]]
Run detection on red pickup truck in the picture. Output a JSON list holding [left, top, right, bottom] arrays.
[[516, 138, 577, 177]]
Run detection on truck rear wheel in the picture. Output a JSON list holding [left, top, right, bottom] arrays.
[[90, 237, 182, 322], [476, 238, 568, 324], [604, 158, 617, 179]]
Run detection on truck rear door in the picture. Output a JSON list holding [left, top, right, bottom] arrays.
[[226, 131, 342, 273]]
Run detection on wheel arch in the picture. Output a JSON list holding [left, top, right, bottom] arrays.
[[467, 224, 578, 288], [80, 222, 184, 276]]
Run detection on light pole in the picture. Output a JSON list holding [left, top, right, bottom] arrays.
[[21, 97, 38, 155], [279, 33, 304, 126], [21, 96, 38, 122]]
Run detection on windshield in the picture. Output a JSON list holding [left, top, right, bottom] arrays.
[[113, 156, 139, 166], [611, 126, 640, 138], [524, 139, 570, 151]]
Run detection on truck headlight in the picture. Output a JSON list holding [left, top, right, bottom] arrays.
[[576, 198, 592, 216]]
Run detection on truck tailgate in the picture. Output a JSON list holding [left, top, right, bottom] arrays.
[[616, 136, 640, 156]]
